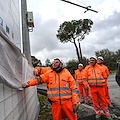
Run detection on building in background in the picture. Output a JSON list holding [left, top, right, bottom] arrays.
[[0, 0, 21, 49]]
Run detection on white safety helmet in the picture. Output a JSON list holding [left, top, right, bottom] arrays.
[[78, 63, 83, 67], [90, 56, 97, 59], [98, 56, 104, 61]]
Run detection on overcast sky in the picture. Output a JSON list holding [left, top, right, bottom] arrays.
[[27, 0, 120, 64]]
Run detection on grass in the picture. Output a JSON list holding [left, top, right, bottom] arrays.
[[110, 70, 117, 74], [37, 94, 52, 120]]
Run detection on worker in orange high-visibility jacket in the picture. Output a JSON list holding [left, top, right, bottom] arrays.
[[75, 63, 91, 103], [33, 63, 78, 120], [22, 58, 79, 120], [97, 56, 113, 109], [83, 57, 112, 120]]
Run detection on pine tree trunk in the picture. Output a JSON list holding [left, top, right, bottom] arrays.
[[73, 39, 81, 62], [78, 40, 83, 63]]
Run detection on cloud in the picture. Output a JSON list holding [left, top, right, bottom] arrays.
[[27, 0, 120, 64], [82, 10, 120, 58], [30, 16, 59, 52]]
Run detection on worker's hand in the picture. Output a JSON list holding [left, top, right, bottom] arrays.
[[22, 83, 30, 88], [33, 68, 39, 76], [73, 104, 79, 110]]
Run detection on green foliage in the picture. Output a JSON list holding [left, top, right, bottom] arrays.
[[115, 49, 120, 60], [31, 56, 52, 67], [95, 49, 120, 71], [45, 58, 52, 67], [66, 57, 89, 76], [65, 48, 120, 74], [56, 19, 93, 62], [56, 19, 93, 43], [82, 56, 90, 66], [110, 70, 117, 74], [66, 59, 79, 76], [37, 94, 52, 120], [37, 93, 47, 106], [31, 48, 120, 72], [31, 56, 42, 67]]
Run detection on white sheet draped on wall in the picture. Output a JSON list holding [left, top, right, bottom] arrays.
[[0, 26, 40, 120]]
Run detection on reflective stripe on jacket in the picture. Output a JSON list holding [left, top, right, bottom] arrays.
[[83, 64, 106, 87], [75, 69, 84, 84], [27, 68, 79, 105]]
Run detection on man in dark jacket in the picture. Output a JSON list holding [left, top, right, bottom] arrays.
[[116, 60, 120, 86]]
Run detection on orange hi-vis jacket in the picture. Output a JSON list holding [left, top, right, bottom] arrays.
[[27, 68, 79, 105], [83, 64, 106, 87], [75, 69, 84, 84], [34, 67, 51, 75], [97, 64, 110, 79]]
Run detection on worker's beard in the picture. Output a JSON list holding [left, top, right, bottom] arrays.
[[97, 62, 103, 65], [53, 64, 63, 73]]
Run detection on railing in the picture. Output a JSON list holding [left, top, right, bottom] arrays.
[[37, 88, 47, 96]]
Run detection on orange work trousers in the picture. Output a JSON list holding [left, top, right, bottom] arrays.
[[105, 79, 112, 104], [52, 99, 77, 120], [90, 86, 110, 116], [78, 84, 90, 101]]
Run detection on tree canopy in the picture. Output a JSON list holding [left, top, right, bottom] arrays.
[[45, 58, 52, 67], [66, 57, 89, 76], [95, 49, 120, 71], [31, 56, 42, 67], [56, 19, 93, 63], [31, 49, 119, 73]]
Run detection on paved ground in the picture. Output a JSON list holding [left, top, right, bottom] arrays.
[[107, 74, 120, 107], [106, 74, 120, 119], [38, 74, 120, 120]]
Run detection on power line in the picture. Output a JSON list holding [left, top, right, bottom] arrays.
[[76, 0, 87, 6], [60, 0, 98, 13]]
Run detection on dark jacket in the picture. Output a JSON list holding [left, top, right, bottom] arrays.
[[116, 63, 120, 86]]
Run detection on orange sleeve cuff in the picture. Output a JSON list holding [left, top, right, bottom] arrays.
[[27, 78, 39, 86]]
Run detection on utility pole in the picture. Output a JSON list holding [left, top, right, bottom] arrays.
[[21, 0, 31, 62]]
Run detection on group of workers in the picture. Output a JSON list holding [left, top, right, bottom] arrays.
[[75, 56, 113, 120], [22, 56, 113, 120]]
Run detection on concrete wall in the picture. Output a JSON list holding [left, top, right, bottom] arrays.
[[0, 84, 40, 120]]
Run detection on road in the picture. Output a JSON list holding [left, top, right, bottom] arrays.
[[107, 74, 120, 107], [106, 74, 120, 120], [37, 73, 120, 120]]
